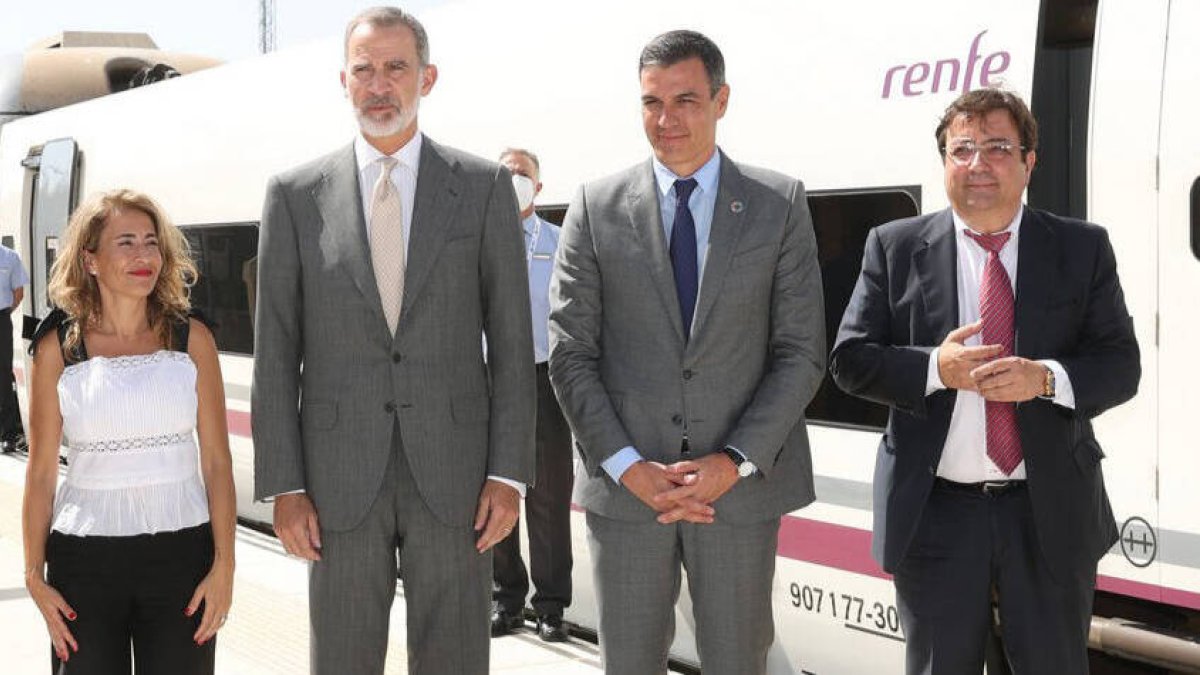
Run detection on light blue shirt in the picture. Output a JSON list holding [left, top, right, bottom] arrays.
[[524, 214, 559, 364], [601, 150, 725, 483], [654, 150, 721, 284], [0, 245, 28, 308]]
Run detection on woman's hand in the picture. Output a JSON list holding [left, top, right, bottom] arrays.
[[186, 558, 233, 645], [27, 576, 77, 662]]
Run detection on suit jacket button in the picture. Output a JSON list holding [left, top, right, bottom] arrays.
[[392, 353, 404, 363], [384, 402, 396, 414], [682, 369, 693, 380], [671, 414, 683, 425]]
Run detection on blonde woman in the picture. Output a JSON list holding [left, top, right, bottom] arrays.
[[21, 189, 235, 673]]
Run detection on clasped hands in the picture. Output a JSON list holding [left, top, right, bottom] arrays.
[[938, 321, 1047, 402], [621, 453, 740, 525]]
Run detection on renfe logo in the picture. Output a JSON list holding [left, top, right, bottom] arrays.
[[881, 30, 1010, 98]]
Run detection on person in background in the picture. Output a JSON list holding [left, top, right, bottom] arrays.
[[490, 148, 574, 643], [0, 240, 28, 453], [831, 87, 1141, 673], [22, 188, 236, 673]]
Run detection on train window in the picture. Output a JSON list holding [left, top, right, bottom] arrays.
[[1192, 177, 1200, 261], [180, 223, 257, 356], [535, 204, 567, 226], [806, 188, 921, 431]]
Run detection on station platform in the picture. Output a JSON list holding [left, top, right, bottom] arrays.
[[0, 452, 628, 674]]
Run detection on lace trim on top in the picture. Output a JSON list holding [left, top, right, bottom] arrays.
[[61, 350, 192, 377], [68, 431, 193, 453]]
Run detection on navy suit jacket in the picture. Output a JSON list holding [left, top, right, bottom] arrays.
[[830, 207, 1140, 580]]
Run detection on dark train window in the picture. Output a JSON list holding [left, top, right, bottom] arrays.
[[1192, 177, 1200, 261], [535, 204, 567, 226], [181, 223, 258, 356], [805, 188, 921, 431]]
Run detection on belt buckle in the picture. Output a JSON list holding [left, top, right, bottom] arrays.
[[980, 481, 1010, 495]]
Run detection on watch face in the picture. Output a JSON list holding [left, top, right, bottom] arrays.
[[738, 463, 755, 478]]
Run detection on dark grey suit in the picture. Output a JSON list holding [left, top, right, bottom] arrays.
[[830, 207, 1140, 673], [549, 152, 825, 673], [252, 136, 535, 674]]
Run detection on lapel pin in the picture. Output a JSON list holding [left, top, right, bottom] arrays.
[[730, 200, 745, 213]]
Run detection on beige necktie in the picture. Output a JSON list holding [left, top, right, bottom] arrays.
[[369, 156, 406, 333]]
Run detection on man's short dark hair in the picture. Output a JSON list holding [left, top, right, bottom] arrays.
[[344, 6, 430, 66], [935, 87, 1038, 162], [638, 30, 725, 97]]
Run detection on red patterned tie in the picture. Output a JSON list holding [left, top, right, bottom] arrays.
[[966, 230, 1023, 475]]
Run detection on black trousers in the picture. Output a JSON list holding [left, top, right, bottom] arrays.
[[894, 481, 1095, 675], [46, 522, 216, 675], [0, 309, 20, 439], [493, 363, 574, 617]]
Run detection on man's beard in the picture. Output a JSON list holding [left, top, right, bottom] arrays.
[[354, 96, 409, 138]]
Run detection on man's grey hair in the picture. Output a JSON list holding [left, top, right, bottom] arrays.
[[344, 6, 430, 66], [638, 30, 725, 97], [499, 147, 541, 173]]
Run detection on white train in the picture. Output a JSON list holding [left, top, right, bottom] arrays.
[[2, 0, 1197, 671]]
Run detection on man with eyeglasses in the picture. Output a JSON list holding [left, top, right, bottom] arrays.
[[831, 88, 1140, 673]]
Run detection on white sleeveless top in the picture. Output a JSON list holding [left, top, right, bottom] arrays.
[[51, 349, 209, 536]]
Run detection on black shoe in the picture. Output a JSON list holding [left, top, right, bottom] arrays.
[[0, 440, 12, 454], [490, 607, 524, 637], [536, 615, 569, 642]]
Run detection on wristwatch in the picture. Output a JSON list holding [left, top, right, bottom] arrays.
[[722, 447, 757, 478], [1040, 366, 1056, 399]]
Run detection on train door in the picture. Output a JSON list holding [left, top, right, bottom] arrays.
[[1154, 0, 1200, 602], [19, 137, 78, 322], [1086, 0, 1166, 593]]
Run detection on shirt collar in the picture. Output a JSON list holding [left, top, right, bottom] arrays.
[[652, 148, 721, 200], [953, 204, 1024, 242], [521, 213, 541, 235], [354, 131, 423, 174]]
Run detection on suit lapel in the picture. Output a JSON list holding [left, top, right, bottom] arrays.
[[403, 136, 462, 328], [626, 161, 686, 343], [314, 144, 384, 325], [691, 153, 746, 338], [1013, 208, 1055, 357], [913, 209, 958, 342]]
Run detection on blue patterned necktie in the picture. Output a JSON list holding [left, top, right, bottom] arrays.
[[669, 178, 699, 338]]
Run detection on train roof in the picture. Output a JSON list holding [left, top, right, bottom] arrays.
[[0, 31, 221, 118]]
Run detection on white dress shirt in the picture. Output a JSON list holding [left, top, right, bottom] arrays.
[[926, 206, 1075, 482], [355, 132, 421, 247]]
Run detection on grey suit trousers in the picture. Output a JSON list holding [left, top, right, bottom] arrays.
[[586, 511, 778, 675], [310, 424, 490, 675]]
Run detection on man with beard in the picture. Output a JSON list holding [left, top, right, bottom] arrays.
[[252, 7, 535, 674]]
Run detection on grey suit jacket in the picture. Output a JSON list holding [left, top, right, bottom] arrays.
[[252, 136, 536, 531], [549, 152, 826, 524]]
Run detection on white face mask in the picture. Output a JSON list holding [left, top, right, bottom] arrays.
[[512, 174, 536, 213]]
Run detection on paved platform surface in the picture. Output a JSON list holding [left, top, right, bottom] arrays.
[[0, 452, 620, 674]]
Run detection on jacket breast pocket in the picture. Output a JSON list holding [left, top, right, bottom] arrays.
[[729, 242, 777, 269]]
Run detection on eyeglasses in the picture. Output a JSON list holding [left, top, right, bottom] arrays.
[[941, 140, 1026, 166]]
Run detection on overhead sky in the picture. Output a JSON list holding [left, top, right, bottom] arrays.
[[1, 0, 446, 61]]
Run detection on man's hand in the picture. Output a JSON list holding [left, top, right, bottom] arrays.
[[274, 493, 322, 561], [656, 453, 740, 524], [621, 461, 714, 524], [938, 321, 1005, 391], [474, 479, 520, 553], [972, 357, 1047, 403]]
